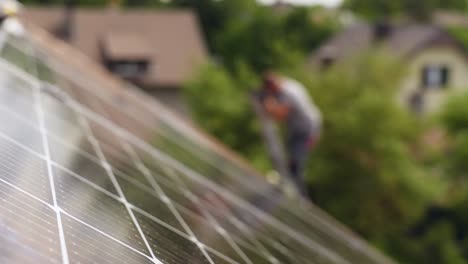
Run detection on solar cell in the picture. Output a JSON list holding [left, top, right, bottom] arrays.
[[0, 26, 397, 264]]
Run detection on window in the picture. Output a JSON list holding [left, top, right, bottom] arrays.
[[107, 60, 149, 79], [320, 57, 334, 70], [421, 64, 450, 89]]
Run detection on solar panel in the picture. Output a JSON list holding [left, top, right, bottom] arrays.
[[0, 25, 396, 264]]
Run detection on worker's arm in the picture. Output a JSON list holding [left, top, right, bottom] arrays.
[[263, 96, 290, 121]]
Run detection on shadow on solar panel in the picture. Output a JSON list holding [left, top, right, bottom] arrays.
[[0, 22, 397, 264]]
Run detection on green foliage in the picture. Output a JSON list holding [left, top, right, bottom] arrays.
[[442, 92, 468, 133], [387, 220, 466, 264], [216, 6, 336, 73], [170, 0, 257, 52], [438, 93, 468, 202], [448, 26, 468, 51], [184, 63, 271, 171], [297, 54, 438, 242]]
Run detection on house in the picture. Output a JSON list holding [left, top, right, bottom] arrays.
[[311, 22, 468, 113], [21, 7, 208, 115]]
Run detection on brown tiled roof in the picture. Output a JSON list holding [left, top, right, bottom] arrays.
[[102, 32, 152, 60], [312, 23, 464, 64], [21, 7, 208, 88]]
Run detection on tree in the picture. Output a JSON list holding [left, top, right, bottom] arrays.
[[184, 62, 271, 171], [215, 6, 336, 73], [170, 0, 257, 52], [293, 54, 440, 244]]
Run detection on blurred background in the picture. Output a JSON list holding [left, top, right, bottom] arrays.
[[16, 0, 468, 263]]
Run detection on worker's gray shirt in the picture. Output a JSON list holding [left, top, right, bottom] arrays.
[[277, 77, 322, 137]]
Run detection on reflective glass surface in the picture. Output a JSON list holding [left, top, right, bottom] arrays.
[[0, 30, 396, 264]]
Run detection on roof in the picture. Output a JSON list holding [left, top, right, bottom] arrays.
[[312, 23, 464, 64], [21, 7, 208, 88], [102, 32, 152, 60], [433, 10, 468, 27]]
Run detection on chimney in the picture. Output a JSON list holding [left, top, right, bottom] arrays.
[[57, 0, 75, 42]]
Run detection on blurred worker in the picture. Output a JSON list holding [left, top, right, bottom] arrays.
[[260, 72, 322, 197], [0, 0, 24, 37]]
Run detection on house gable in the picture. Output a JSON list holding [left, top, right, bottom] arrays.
[[20, 8, 208, 89], [311, 23, 468, 113], [400, 45, 468, 113]]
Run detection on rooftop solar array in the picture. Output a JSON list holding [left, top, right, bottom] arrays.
[[0, 25, 396, 264]]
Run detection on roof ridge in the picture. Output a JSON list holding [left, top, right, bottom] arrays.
[[24, 6, 196, 14]]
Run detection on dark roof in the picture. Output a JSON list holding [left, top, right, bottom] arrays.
[[312, 23, 464, 64], [21, 7, 208, 88]]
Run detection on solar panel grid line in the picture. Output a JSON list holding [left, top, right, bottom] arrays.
[[294, 202, 370, 251], [0, 173, 53, 210], [50, 161, 122, 202], [173, 190, 287, 264], [66, 97, 351, 264], [128, 204, 191, 240], [0, 45, 158, 263], [0, 85, 246, 264], [91, 99, 265, 264], [58, 208, 154, 262], [183, 194, 255, 264], [127, 158, 274, 264], [174, 201, 258, 264], [0, 180, 62, 263], [0, 125, 45, 161], [72, 110, 160, 264], [205, 248, 242, 264], [0, 119, 163, 263], [222, 212, 280, 262], [29, 57, 69, 264], [156, 169, 261, 264], [82, 91, 221, 264], [127, 137, 349, 264], [46, 131, 100, 168], [51, 161, 188, 262], [115, 138, 217, 264]]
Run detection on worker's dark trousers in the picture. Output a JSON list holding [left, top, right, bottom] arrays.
[[287, 132, 313, 197]]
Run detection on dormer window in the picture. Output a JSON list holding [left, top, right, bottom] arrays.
[[100, 32, 152, 80], [107, 60, 149, 78]]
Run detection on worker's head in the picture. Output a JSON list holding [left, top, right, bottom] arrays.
[[262, 71, 281, 93]]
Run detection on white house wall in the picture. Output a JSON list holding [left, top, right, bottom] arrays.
[[398, 46, 468, 113]]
